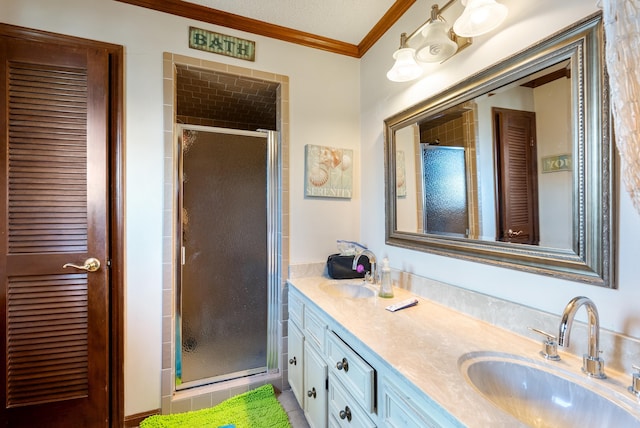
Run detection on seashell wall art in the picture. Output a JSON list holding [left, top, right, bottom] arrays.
[[304, 144, 353, 198]]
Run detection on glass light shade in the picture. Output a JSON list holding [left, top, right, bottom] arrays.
[[386, 48, 423, 82], [453, 0, 508, 37], [416, 20, 458, 63]]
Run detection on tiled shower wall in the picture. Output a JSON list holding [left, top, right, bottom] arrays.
[[175, 64, 278, 131], [162, 52, 290, 414]]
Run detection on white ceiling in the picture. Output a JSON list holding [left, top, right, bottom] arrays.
[[183, 0, 398, 45]]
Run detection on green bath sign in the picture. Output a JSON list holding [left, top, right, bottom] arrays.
[[189, 27, 255, 61]]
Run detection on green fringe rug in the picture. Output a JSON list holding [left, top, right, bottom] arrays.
[[141, 384, 292, 428]]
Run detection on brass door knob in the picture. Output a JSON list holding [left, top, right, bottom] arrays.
[[63, 257, 101, 272]]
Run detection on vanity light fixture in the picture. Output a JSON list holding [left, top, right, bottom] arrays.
[[386, 0, 508, 82]]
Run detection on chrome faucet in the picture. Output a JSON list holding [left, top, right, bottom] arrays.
[[558, 296, 606, 378], [352, 249, 377, 284]]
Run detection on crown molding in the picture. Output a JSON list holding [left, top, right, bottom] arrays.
[[358, 0, 416, 56], [114, 0, 416, 58]]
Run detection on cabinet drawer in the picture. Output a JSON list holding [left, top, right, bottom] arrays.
[[304, 305, 327, 351], [289, 288, 304, 328], [328, 373, 376, 428], [380, 376, 439, 428], [327, 331, 375, 413]]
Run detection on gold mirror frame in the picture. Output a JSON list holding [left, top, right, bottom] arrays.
[[384, 13, 615, 288]]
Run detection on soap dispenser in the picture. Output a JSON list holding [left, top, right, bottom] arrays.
[[379, 257, 394, 298]]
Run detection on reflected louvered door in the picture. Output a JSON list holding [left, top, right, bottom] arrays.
[[0, 38, 110, 427], [493, 107, 539, 245]]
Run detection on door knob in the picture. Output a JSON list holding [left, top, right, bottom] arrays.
[[63, 257, 101, 272], [508, 228, 523, 237]]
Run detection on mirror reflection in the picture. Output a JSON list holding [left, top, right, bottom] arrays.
[[396, 59, 574, 249], [385, 14, 615, 287]]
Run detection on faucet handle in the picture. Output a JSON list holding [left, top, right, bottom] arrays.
[[528, 327, 561, 361], [628, 365, 640, 397]]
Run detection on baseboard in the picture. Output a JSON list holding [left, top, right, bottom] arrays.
[[123, 409, 160, 427]]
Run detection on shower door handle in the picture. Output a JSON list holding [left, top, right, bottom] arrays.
[[63, 257, 101, 272]]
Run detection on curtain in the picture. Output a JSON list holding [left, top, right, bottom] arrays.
[[601, 0, 640, 214]]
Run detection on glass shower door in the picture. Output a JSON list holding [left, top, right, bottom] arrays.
[[422, 145, 469, 237], [177, 126, 272, 389]]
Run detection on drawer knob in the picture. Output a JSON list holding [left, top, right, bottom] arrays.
[[307, 387, 316, 399], [336, 357, 349, 372], [289, 357, 297, 365], [339, 406, 352, 422]]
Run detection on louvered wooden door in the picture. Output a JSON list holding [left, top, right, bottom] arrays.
[[493, 107, 540, 245], [0, 37, 110, 427]]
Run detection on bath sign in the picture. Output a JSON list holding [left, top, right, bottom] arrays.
[[189, 27, 255, 61]]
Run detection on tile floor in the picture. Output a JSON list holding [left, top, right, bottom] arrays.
[[277, 389, 310, 428]]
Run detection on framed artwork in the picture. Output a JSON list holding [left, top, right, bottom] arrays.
[[396, 150, 406, 198], [542, 154, 572, 173], [305, 144, 353, 198]]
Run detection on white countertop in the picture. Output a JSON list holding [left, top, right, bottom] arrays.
[[288, 276, 637, 427]]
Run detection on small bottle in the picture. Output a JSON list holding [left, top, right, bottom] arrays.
[[379, 257, 394, 298]]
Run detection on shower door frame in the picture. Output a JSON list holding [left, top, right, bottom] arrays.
[[174, 125, 281, 390]]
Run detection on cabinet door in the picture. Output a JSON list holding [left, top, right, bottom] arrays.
[[304, 343, 328, 428], [288, 321, 305, 406]]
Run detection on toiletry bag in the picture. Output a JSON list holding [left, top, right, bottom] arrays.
[[326, 253, 371, 279]]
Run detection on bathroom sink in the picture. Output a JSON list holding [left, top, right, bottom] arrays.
[[459, 352, 640, 427], [320, 280, 375, 299]]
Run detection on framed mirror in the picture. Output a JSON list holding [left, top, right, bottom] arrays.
[[384, 13, 615, 288]]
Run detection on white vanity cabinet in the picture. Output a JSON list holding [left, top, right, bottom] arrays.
[[289, 287, 376, 428], [288, 284, 460, 428], [287, 288, 328, 428]]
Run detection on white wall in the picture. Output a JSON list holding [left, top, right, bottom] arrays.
[[1, 0, 361, 415], [395, 125, 419, 232], [535, 78, 573, 248], [360, 0, 640, 341]]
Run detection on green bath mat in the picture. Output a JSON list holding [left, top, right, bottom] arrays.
[[141, 384, 292, 428]]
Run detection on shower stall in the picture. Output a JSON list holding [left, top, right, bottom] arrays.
[[175, 125, 280, 390]]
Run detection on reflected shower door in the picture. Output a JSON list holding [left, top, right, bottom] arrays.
[[422, 145, 469, 237], [178, 127, 269, 388]]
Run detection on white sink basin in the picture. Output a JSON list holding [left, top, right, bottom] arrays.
[[459, 352, 640, 427], [320, 280, 375, 299]]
